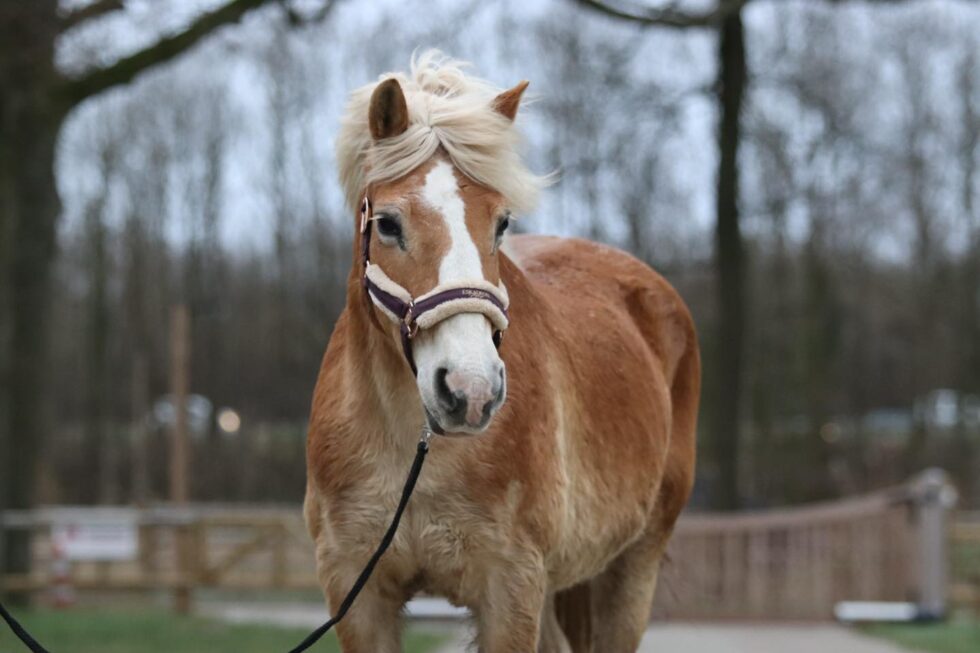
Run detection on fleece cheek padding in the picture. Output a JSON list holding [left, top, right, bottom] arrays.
[[364, 263, 414, 303], [414, 277, 509, 307], [413, 298, 509, 332], [365, 261, 510, 334]]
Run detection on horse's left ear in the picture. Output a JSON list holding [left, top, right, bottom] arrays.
[[369, 78, 410, 140], [493, 80, 529, 122]]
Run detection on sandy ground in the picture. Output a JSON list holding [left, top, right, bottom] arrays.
[[203, 600, 919, 653], [635, 623, 918, 653], [429, 622, 918, 653]]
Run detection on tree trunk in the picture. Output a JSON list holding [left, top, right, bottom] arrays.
[[0, 1, 62, 603], [801, 232, 840, 501], [84, 195, 114, 504], [0, 0, 278, 599], [709, 8, 746, 511]]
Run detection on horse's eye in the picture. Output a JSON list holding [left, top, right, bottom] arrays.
[[495, 217, 510, 239], [376, 215, 402, 239]]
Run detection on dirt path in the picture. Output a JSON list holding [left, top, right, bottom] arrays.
[[202, 601, 918, 653], [637, 623, 917, 653], [431, 623, 920, 653]]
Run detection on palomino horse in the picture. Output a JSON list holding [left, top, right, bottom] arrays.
[[304, 52, 699, 653]]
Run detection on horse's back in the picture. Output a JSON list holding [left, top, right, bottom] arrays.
[[506, 234, 696, 389]]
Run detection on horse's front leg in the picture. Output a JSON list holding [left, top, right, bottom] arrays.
[[316, 551, 404, 653], [329, 585, 402, 653], [476, 556, 548, 653]]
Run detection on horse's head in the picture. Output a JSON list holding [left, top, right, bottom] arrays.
[[356, 74, 531, 434]]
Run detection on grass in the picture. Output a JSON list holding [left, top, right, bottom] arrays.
[[1, 607, 447, 653], [865, 619, 980, 653]]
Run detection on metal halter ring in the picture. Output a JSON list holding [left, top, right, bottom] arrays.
[[403, 303, 419, 338], [359, 197, 370, 234]]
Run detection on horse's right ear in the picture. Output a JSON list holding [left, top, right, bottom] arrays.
[[369, 78, 409, 140], [493, 80, 529, 122]]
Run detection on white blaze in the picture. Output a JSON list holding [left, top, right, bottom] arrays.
[[422, 161, 484, 282], [413, 160, 504, 433]]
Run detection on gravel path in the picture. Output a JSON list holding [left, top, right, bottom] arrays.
[[636, 623, 916, 653], [428, 623, 919, 653], [202, 601, 918, 653]]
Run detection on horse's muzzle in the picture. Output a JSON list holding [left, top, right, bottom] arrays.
[[430, 363, 506, 433]]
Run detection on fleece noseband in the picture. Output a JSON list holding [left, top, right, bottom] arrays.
[[359, 197, 509, 376]]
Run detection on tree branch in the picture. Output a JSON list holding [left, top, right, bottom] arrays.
[[278, 0, 338, 26], [59, 0, 125, 32], [572, 0, 747, 29], [58, 0, 276, 108]]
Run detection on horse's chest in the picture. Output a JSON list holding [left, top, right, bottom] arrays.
[[325, 476, 505, 606]]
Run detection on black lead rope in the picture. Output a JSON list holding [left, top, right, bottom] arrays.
[[0, 437, 431, 653], [0, 601, 49, 653], [287, 437, 429, 652]]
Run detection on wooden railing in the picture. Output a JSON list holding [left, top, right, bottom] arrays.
[[654, 493, 918, 619], [0, 506, 318, 612], [952, 511, 980, 614], [0, 471, 967, 620], [652, 469, 958, 620]]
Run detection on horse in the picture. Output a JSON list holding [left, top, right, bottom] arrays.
[[304, 52, 700, 653]]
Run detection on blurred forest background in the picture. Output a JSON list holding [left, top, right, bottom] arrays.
[[1, 0, 979, 536]]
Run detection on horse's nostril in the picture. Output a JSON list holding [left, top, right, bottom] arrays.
[[435, 367, 459, 411], [481, 397, 494, 422], [452, 391, 467, 413]]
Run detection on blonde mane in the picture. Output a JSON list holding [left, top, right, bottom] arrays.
[[336, 51, 549, 215]]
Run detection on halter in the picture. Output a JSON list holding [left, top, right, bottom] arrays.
[[359, 196, 509, 376]]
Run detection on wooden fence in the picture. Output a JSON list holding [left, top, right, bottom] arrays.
[[0, 506, 317, 606], [656, 490, 917, 619], [0, 470, 969, 621], [952, 511, 980, 614]]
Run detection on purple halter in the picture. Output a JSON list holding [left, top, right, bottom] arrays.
[[359, 197, 509, 376]]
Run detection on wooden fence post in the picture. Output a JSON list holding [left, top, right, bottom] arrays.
[[173, 517, 205, 615], [174, 522, 190, 615], [169, 305, 192, 615], [272, 525, 287, 588], [911, 468, 958, 619], [131, 353, 150, 505], [169, 304, 190, 506]]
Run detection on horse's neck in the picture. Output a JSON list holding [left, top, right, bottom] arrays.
[[342, 271, 425, 447]]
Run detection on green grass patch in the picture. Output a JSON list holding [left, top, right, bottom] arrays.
[[865, 620, 980, 653], [1, 607, 447, 653]]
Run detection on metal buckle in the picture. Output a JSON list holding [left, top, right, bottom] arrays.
[[360, 196, 370, 233]]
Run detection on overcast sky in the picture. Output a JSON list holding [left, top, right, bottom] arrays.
[[53, 0, 980, 263]]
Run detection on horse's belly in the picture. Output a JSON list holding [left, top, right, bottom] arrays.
[[544, 401, 671, 589], [545, 489, 654, 590]]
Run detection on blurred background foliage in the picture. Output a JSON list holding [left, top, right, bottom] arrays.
[[1, 0, 979, 521]]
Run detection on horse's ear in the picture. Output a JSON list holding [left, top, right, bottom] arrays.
[[493, 80, 529, 122], [369, 78, 410, 140]]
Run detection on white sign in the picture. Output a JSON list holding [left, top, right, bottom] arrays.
[[51, 513, 138, 561]]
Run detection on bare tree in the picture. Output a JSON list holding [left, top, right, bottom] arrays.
[[950, 40, 979, 498], [84, 130, 120, 504], [0, 0, 335, 602], [573, 0, 747, 508], [958, 45, 979, 393]]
